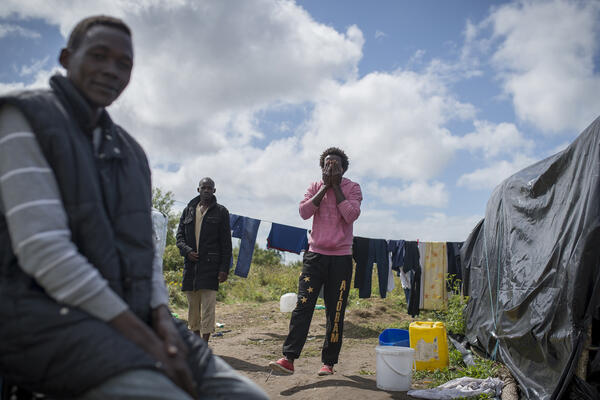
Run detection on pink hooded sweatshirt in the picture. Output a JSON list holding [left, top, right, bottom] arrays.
[[299, 177, 362, 255]]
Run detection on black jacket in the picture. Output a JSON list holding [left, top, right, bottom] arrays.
[[176, 195, 232, 291]]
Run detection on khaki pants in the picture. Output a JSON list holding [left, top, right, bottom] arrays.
[[185, 289, 216, 334]]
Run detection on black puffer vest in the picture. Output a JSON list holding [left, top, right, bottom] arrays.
[[0, 75, 161, 395], [0, 75, 154, 321]]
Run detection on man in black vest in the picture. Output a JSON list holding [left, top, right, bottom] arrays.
[[176, 177, 232, 343], [0, 15, 266, 400]]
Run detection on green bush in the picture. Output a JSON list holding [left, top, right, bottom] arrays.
[[429, 277, 468, 335], [164, 269, 187, 308], [163, 244, 183, 271]]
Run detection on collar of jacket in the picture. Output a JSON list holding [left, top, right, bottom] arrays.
[[187, 194, 217, 210], [50, 74, 113, 137]]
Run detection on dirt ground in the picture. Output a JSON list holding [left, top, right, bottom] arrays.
[[186, 300, 428, 399]]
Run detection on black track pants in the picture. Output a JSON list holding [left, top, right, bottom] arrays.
[[282, 251, 353, 365]]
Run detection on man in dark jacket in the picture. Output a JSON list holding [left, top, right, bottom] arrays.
[[0, 15, 266, 400], [176, 177, 232, 343]]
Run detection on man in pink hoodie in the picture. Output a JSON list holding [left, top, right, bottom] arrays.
[[270, 147, 362, 376]]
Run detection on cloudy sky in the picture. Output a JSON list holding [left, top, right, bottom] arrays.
[[1, 0, 599, 247]]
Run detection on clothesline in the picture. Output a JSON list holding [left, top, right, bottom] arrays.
[[172, 199, 296, 228], [171, 199, 442, 243]]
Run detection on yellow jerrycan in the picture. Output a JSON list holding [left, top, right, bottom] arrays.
[[409, 321, 449, 370]]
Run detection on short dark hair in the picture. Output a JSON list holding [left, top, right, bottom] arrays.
[[67, 15, 131, 51], [198, 177, 215, 187], [319, 147, 349, 172]]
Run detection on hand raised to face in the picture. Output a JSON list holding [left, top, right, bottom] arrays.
[[322, 154, 343, 188], [322, 163, 332, 187], [326, 159, 343, 187]]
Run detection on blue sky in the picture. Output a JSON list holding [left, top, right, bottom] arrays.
[[1, 0, 599, 247]]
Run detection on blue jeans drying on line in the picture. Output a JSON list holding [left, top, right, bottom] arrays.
[[229, 214, 260, 278]]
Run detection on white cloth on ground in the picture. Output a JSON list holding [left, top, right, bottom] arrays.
[[407, 377, 503, 400]]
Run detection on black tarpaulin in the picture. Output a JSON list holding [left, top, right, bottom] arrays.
[[461, 116, 600, 399]]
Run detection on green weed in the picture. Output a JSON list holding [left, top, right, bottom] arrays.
[[413, 349, 500, 389]]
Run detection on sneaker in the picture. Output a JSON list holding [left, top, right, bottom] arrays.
[[318, 364, 334, 376], [269, 357, 294, 374]]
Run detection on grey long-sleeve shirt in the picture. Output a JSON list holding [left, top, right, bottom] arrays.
[[0, 104, 169, 321]]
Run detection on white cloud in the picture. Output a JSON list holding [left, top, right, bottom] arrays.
[[547, 141, 570, 156], [19, 57, 49, 77], [366, 181, 448, 208], [375, 30, 387, 40], [0, 66, 58, 93], [456, 120, 534, 158], [1, 0, 364, 159], [0, 0, 495, 244], [302, 71, 475, 181], [0, 23, 41, 38], [457, 153, 537, 190], [482, 0, 600, 134]]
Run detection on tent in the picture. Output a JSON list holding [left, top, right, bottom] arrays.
[[461, 117, 600, 399]]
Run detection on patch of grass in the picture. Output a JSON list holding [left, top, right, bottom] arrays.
[[217, 261, 300, 303], [358, 369, 375, 376], [420, 278, 468, 336], [413, 349, 500, 389]]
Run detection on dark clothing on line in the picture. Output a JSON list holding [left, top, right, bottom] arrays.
[[352, 236, 370, 290], [352, 237, 389, 298], [283, 252, 353, 365], [387, 239, 405, 273], [446, 241, 463, 292], [403, 240, 421, 273], [176, 195, 232, 291], [404, 241, 421, 317], [267, 222, 309, 254], [229, 214, 260, 278]]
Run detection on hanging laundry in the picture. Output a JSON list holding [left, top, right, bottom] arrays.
[[229, 214, 260, 278], [422, 242, 448, 310], [446, 241, 463, 292], [387, 239, 405, 273], [352, 237, 389, 299], [352, 236, 369, 289], [404, 241, 421, 317], [386, 251, 395, 293], [266, 222, 309, 254], [399, 269, 411, 303], [418, 241, 426, 309]]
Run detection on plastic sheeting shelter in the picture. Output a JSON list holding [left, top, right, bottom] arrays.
[[461, 117, 600, 399]]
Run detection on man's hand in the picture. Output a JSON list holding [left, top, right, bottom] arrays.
[[110, 309, 198, 398], [218, 271, 228, 283], [330, 162, 343, 187], [152, 305, 189, 358], [152, 306, 197, 397], [187, 251, 199, 262], [321, 167, 332, 187]]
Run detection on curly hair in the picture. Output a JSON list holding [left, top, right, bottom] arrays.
[[319, 147, 349, 172], [67, 15, 131, 51]]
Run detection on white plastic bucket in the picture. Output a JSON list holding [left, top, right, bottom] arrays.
[[375, 345, 415, 391], [279, 293, 297, 312]]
